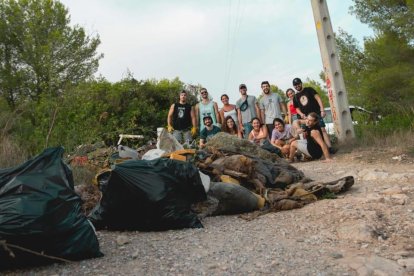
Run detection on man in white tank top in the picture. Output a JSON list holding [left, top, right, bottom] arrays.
[[194, 88, 220, 133]]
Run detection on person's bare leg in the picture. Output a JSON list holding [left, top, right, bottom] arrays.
[[275, 139, 285, 147], [291, 120, 301, 136], [289, 140, 298, 162], [321, 127, 332, 148], [282, 144, 290, 157]]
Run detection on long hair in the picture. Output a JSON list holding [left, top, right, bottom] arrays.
[[285, 88, 294, 97], [222, 115, 238, 134], [250, 117, 262, 126]]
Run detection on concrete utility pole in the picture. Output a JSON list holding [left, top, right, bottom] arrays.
[[310, 0, 355, 142]]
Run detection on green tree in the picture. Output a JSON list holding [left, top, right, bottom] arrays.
[[0, 0, 102, 108], [270, 84, 287, 103], [350, 0, 414, 42], [336, 1, 414, 113], [335, 28, 367, 105], [334, 1, 414, 133]]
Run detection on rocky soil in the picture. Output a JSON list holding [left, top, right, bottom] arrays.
[[5, 148, 414, 275]]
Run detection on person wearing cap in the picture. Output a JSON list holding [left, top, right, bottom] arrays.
[[195, 88, 220, 133], [259, 81, 287, 137], [199, 116, 221, 148], [236, 84, 260, 138], [292, 77, 333, 151], [167, 90, 197, 144]]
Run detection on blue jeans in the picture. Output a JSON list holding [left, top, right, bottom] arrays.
[[242, 122, 253, 138]]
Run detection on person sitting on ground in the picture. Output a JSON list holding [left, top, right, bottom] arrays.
[[248, 117, 281, 156], [248, 117, 268, 145], [288, 112, 332, 163], [219, 94, 238, 127], [167, 90, 197, 144], [222, 115, 243, 138], [270, 118, 296, 158], [199, 116, 221, 148]]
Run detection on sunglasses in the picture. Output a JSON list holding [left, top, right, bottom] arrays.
[[201, 91, 207, 94]]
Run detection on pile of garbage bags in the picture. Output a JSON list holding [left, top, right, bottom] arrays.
[[89, 158, 207, 231], [0, 147, 102, 270]]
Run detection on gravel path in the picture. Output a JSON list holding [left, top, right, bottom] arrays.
[[5, 150, 414, 275]]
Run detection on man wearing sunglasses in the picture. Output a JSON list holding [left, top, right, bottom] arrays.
[[236, 84, 260, 138], [194, 88, 220, 133]]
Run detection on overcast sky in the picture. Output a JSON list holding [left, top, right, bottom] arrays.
[[60, 0, 373, 104]]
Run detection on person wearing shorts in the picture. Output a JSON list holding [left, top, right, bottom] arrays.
[[292, 77, 334, 152], [289, 112, 332, 162]]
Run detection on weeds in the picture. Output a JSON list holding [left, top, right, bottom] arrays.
[[320, 191, 337, 199], [338, 106, 414, 154], [71, 165, 96, 186], [0, 135, 28, 168]]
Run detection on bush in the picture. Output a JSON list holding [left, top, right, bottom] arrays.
[[354, 107, 414, 149]]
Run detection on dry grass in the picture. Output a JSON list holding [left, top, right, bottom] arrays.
[[339, 128, 414, 157], [358, 129, 414, 150], [0, 135, 28, 168], [71, 165, 97, 186]]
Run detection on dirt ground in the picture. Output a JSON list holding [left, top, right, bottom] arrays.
[[5, 148, 414, 275]]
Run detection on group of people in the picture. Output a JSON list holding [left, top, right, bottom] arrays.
[[167, 78, 334, 162]]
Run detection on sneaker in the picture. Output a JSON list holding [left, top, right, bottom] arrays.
[[328, 147, 338, 154]]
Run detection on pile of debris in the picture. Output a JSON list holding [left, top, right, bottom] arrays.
[[0, 130, 354, 270], [183, 133, 353, 219], [72, 131, 354, 221]]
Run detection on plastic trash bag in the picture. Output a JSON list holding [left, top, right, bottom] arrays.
[[118, 145, 139, 159], [0, 147, 102, 270], [89, 158, 207, 231], [141, 148, 166, 160], [192, 182, 264, 217]]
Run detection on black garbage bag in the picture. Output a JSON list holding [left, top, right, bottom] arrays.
[[0, 147, 102, 270], [89, 158, 207, 231]]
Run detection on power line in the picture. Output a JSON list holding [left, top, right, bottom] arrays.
[[224, 0, 244, 93]]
